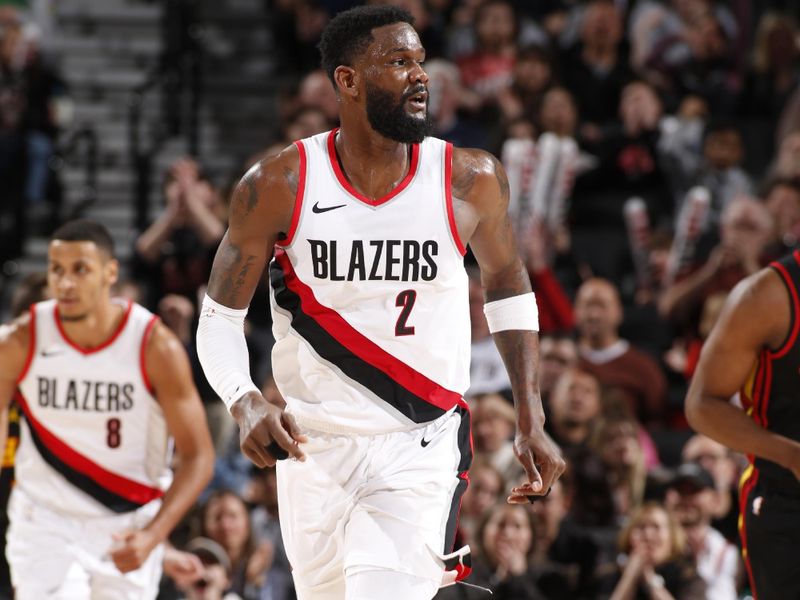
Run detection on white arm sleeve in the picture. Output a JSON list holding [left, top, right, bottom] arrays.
[[196, 294, 261, 411]]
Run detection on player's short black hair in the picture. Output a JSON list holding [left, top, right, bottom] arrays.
[[318, 5, 415, 85], [51, 219, 115, 258]]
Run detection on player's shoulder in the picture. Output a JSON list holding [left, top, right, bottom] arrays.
[[451, 146, 501, 179], [450, 146, 507, 205], [728, 265, 786, 311]]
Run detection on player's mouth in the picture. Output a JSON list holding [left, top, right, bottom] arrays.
[[406, 91, 428, 112]]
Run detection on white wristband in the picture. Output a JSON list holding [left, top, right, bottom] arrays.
[[483, 292, 539, 333], [196, 294, 260, 411]]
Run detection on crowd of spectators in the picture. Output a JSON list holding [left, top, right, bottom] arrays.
[[4, 0, 800, 598]]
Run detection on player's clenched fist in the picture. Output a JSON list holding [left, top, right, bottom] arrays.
[[231, 391, 307, 467]]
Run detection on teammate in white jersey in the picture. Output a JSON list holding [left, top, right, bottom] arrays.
[[0, 220, 214, 599], [197, 6, 565, 600]]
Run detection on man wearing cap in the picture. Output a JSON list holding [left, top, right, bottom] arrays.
[[177, 537, 241, 600], [664, 463, 739, 600]]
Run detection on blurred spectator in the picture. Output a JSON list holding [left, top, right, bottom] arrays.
[[177, 537, 243, 600], [457, 459, 504, 547], [768, 130, 800, 180], [200, 490, 272, 600], [570, 82, 671, 282], [528, 475, 602, 599], [467, 269, 511, 395], [663, 463, 739, 600], [742, 13, 800, 128], [246, 467, 294, 600], [267, 0, 329, 75], [470, 393, 523, 485], [562, 0, 633, 128], [134, 158, 226, 309], [641, 1, 740, 113], [658, 197, 772, 331], [455, 0, 516, 98], [597, 502, 706, 599], [589, 414, 648, 521], [447, 504, 546, 600], [499, 45, 554, 124], [547, 367, 603, 460], [660, 118, 753, 227], [681, 434, 742, 543], [0, 6, 65, 258], [297, 70, 339, 125], [424, 58, 487, 149], [574, 277, 668, 425], [518, 218, 575, 334], [538, 334, 578, 409], [761, 177, 800, 258], [537, 86, 578, 139]]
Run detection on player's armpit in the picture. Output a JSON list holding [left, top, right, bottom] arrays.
[[207, 145, 299, 309], [142, 321, 214, 543]]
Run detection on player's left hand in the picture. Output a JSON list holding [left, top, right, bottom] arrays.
[[109, 528, 159, 573], [507, 426, 565, 504]]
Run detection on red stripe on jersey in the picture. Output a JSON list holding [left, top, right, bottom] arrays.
[[275, 250, 461, 412], [54, 300, 133, 356], [16, 393, 164, 505], [139, 315, 159, 395], [16, 304, 37, 384], [277, 140, 307, 248], [444, 143, 466, 256], [327, 128, 420, 207], [769, 261, 800, 359]]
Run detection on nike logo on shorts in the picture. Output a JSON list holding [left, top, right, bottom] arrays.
[[312, 202, 346, 214]]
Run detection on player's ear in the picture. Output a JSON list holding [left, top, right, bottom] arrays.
[[334, 66, 358, 99], [105, 258, 119, 288]]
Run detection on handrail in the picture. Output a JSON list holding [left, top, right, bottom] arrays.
[[129, 0, 202, 231], [54, 125, 99, 220]]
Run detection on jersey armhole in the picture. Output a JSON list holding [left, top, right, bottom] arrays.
[[276, 140, 307, 249], [15, 304, 37, 384], [444, 143, 467, 256], [139, 315, 160, 396], [768, 261, 800, 358]]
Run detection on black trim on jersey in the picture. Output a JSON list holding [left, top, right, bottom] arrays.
[[444, 404, 473, 552], [22, 418, 143, 513], [270, 260, 446, 423]]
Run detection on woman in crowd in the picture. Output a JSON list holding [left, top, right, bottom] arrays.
[[598, 502, 706, 600]]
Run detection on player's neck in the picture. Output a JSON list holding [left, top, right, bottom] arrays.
[[334, 123, 411, 199], [59, 298, 125, 350]]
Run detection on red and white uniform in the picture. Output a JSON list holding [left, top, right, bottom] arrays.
[[269, 130, 474, 600], [269, 128, 471, 434], [9, 299, 170, 599]]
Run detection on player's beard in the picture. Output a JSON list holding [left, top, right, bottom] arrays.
[[365, 81, 433, 144]]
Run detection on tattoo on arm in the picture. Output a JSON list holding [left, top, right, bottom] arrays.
[[284, 166, 298, 197], [208, 242, 259, 306], [451, 159, 477, 200]]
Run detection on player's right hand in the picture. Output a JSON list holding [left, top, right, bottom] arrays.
[[231, 391, 307, 467]]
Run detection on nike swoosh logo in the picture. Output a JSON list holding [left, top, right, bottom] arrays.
[[312, 202, 346, 214], [421, 437, 431, 448], [40, 349, 63, 357]]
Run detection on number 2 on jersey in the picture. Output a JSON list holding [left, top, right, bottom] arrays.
[[106, 417, 121, 448], [395, 289, 417, 336]]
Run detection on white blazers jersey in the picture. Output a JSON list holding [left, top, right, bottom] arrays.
[[269, 129, 471, 433], [15, 299, 172, 517]]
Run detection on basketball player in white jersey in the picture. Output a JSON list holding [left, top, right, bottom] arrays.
[[197, 6, 565, 600], [0, 220, 214, 599]]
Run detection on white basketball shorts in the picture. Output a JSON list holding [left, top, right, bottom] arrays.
[[6, 487, 165, 600], [277, 406, 473, 600]]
